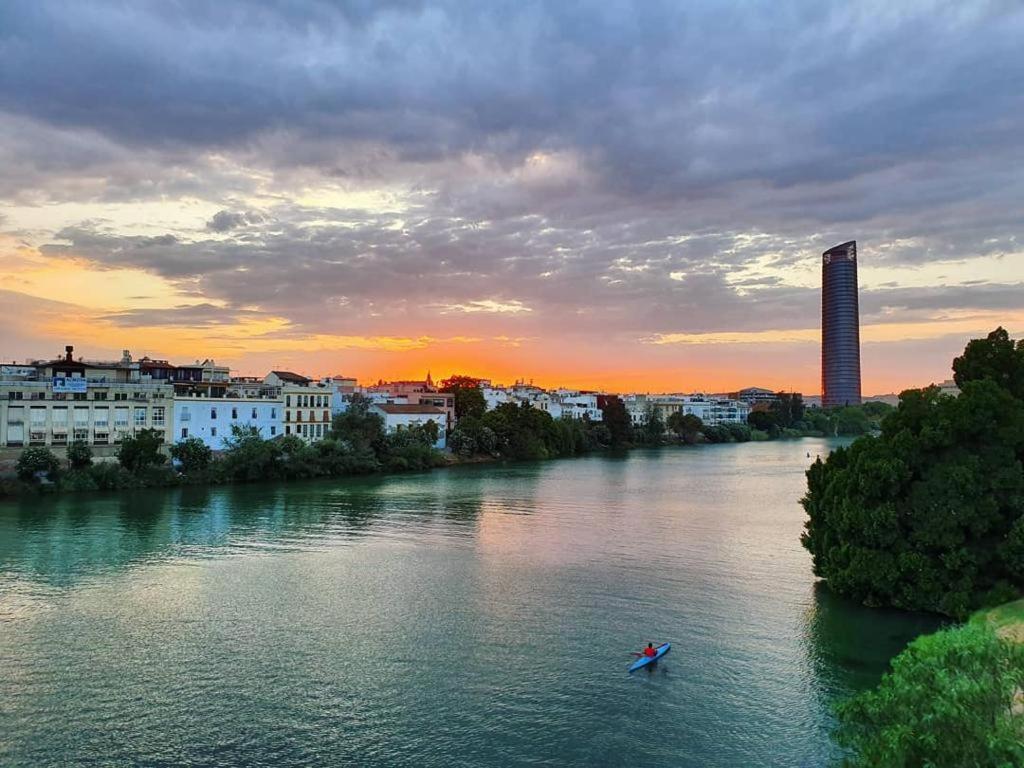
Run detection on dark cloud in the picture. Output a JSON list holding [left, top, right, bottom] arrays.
[[206, 210, 267, 232], [1, 1, 1022, 351]]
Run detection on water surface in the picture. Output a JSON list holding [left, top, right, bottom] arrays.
[[0, 440, 940, 767]]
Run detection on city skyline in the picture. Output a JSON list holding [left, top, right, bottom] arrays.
[[2, 3, 1023, 394]]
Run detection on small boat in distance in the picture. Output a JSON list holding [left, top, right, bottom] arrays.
[[629, 642, 671, 672]]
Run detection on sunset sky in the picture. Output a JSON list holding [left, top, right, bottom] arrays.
[[1, 2, 1022, 394]]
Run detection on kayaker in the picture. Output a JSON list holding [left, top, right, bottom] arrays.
[[643, 642, 657, 658]]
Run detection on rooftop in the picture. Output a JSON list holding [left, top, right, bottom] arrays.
[[373, 404, 444, 415]]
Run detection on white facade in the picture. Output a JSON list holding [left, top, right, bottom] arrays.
[[370, 404, 447, 448], [174, 397, 281, 450], [623, 394, 751, 426]]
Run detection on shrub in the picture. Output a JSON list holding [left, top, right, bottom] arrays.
[[118, 429, 167, 473], [16, 447, 61, 483], [66, 440, 93, 470], [834, 622, 1024, 767], [169, 437, 213, 474]]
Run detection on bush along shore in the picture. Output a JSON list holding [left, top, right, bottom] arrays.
[[1, 385, 892, 499], [802, 328, 1024, 767]]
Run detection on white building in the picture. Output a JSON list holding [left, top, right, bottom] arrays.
[[174, 396, 281, 450], [623, 394, 751, 427], [370, 404, 447, 448]]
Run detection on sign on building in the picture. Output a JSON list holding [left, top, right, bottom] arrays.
[[52, 376, 88, 393]]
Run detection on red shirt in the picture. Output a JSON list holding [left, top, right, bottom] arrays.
[[643, 646, 657, 657]]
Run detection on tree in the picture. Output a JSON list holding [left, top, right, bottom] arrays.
[[834, 406, 870, 436], [221, 424, 283, 481], [440, 375, 486, 421], [770, 392, 805, 428], [330, 394, 386, 452], [117, 429, 167, 473], [667, 412, 703, 444], [834, 623, 1024, 767], [66, 440, 93, 470], [953, 326, 1024, 399], [16, 447, 61, 483], [802, 328, 1024, 617], [599, 397, 632, 447], [747, 410, 780, 436], [640, 408, 665, 444], [170, 437, 213, 474]]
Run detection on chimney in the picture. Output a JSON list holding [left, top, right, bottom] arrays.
[[121, 349, 132, 364], [64, 345, 74, 362]]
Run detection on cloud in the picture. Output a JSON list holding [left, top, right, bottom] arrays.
[[0, 1, 1022, 392]]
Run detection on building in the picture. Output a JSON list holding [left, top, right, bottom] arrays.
[[821, 240, 862, 407], [279, 382, 332, 444], [1, 346, 173, 452], [624, 394, 751, 427], [370, 403, 447, 448], [174, 396, 281, 450]]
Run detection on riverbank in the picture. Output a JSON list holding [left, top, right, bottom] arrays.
[[0, 424, 838, 500]]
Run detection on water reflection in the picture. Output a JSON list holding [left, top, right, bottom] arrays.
[[802, 582, 944, 697], [0, 473, 489, 590]]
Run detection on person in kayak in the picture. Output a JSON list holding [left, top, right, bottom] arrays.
[[643, 642, 657, 657]]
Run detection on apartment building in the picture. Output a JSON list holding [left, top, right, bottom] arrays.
[[1, 346, 173, 451]]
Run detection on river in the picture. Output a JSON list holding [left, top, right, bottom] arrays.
[[0, 438, 941, 767]]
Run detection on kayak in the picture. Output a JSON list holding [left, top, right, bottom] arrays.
[[628, 642, 670, 672]]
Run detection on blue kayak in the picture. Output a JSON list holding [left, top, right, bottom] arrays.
[[629, 642, 670, 672]]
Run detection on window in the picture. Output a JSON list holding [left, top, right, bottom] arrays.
[[210, 408, 217, 419], [285, 425, 290, 435], [286, 395, 291, 407], [94, 408, 109, 427], [271, 407, 277, 419], [251, 407, 257, 419], [181, 428, 188, 439], [30, 407, 46, 426], [7, 391, 23, 400], [211, 427, 217, 438], [270, 426, 276, 436], [93, 391, 107, 400], [114, 392, 128, 401], [134, 408, 146, 426], [73, 393, 87, 401], [51, 408, 68, 426], [180, 407, 191, 422], [152, 407, 165, 427], [114, 408, 129, 428], [232, 407, 238, 419], [30, 392, 46, 401]]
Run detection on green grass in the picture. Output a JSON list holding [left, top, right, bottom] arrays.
[[972, 599, 1024, 642]]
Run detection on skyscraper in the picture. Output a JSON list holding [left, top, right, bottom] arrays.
[[821, 240, 861, 407]]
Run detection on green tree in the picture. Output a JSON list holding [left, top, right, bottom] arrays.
[[667, 412, 703, 444], [747, 409, 780, 436], [770, 392, 805, 428], [834, 406, 871, 436], [440, 375, 486, 421], [66, 440, 93, 470], [599, 397, 632, 447], [834, 623, 1024, 767], [16, 446, 61, 483], [953, 325, 1024, 399], [640, 408, 665, 444], [221, 424, 283, 481], [117, 429, 167, 473], [330, 394, 386, 452], [803, 328, 1024, 617], [170, 437, 213, 474]]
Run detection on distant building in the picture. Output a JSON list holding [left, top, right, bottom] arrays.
[[370, 403, 447, 448], [279, 382, 332, 444], [821, 240, 862, 407]]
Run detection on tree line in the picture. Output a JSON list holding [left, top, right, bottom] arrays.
[[4, 394, 445, 494]]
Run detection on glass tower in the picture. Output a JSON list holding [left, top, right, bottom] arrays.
[[821, 240, 861, 407]]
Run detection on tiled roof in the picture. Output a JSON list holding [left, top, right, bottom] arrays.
[[270, 370, 311, 383]]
